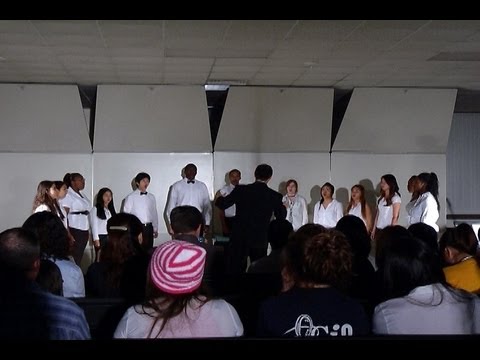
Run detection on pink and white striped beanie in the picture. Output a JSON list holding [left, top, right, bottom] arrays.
[[149, 240, 206, 294]]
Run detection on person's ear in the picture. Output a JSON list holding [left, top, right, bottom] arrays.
[[137, 232, 143, 245], [195, 224, 202, 237], [28, 258, 41, 281], [443, 246, 455, 264]]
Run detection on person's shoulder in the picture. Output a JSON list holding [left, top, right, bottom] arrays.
[[124, 190, 137, 198]]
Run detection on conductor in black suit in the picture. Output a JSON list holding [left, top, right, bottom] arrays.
[[215, 163, 287, 275]]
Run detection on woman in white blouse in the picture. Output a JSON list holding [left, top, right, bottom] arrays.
[[90, 187, 117, 261], [372, 174, 401, 240], [313, 182, 343, 228], [59, 172, 92, 266], [282, 179, 308, 231], [346, 184, 373, 234], [407, 172, 440, 232]]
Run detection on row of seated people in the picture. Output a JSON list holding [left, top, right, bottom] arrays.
[[4, 208, 480, 339]]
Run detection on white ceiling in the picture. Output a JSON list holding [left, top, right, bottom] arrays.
[[1, 20, 480, 90]]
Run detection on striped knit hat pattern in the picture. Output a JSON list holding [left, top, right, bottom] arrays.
[[149, 240, 206, 294]]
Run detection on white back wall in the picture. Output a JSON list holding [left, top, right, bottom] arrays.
[[0, 153, 93, 230], [331, 153, 447, 230], [93, 152, 213, 244]]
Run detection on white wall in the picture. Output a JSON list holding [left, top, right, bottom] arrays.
[[92, 152, 213, 244], [0, 153, 93, 230], [331, 153, 447, 230]]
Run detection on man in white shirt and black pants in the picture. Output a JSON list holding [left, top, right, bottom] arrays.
[[166, 163, 212, 241], [123, 172, 159, 251]]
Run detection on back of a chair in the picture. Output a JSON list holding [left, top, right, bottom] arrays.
[[73, 297, 128, 339]]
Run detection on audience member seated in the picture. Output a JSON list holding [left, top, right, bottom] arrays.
[[114, 240, 243, 338], [335, 215, 376, 316], [0, 227, 90, 339], [22, 211, 85, 298], [169, 205, 225, 296], [85, 213, 149, 305], [36, 259, 64, 296], [257, 228, 370, 337], [373, 225, 412, 304], [439, 224, 480, 294], [373, 231, 480, 334], [248, 218, 293, 274], [408, 222, 439, 254]]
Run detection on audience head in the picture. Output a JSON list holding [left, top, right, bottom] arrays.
[[0, 227, 40, 280], [336, 215, 371, 258], [36, 259, 63, 296], [254, 164, 273, 182], [170, 205, 203, 236], [22, 212, 70, 260], [105, 213, 144, 261], [284, 229, 352, 291], [294, 223, 327, 243], [148, 240, 207, 295], [268, 219, 293, 251], [380, 233, 445, 300], [408, 223, 438, 254], [375, 225, 411, 269], [228, 169, 241, 186], [439, 224, 478, 265]]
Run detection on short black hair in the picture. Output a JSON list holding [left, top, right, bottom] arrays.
[[0, 227, 40, 272], [170, 205, 204, 234], [254, 164, 273, 181], [135, 172, 151, 185]]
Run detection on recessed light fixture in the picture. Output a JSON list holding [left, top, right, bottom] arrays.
[[0, 56, 6, 61]]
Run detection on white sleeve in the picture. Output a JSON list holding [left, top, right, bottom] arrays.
[[166, 184, 178, 220], [420, 195, 439, 229], [313, 202, 320, 224], [151, 196, 159, 232], [113, 308, 131, 338], [123, 194, 132, 214], [34, 204, 50, 213], [90, 207, 99, 240], [202, 184, 212, 226], [301, 197, 308, 226], [372, 304, 389, 334], [335, 201, 344, 222]]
